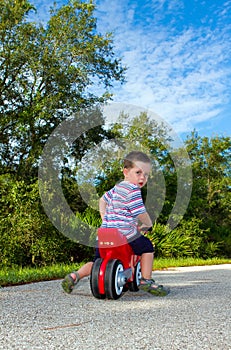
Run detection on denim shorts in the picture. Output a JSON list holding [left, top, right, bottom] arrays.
[[93, 234, 154, 261], [128, 234, 154, 255]]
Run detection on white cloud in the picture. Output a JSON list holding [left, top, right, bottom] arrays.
[[95, 0, 231, 134], [28, 0, 231, 135]]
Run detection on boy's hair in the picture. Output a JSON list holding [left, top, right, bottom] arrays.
[[123, 151, 151, 169]]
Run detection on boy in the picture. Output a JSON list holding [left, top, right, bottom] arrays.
[[62, 151, 169, 296]]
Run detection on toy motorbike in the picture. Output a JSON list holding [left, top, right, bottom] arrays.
[[90, 227, 142, 300]]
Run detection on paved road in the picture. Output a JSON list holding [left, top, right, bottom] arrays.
[[0, 264, 231, 350]]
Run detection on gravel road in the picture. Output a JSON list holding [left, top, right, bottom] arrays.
[[1, 264, 231, 350]]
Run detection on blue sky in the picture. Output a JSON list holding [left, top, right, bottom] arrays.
[[29, 0, 231, 138]]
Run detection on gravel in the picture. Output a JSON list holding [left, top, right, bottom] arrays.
[[0, 264, 231, 350]]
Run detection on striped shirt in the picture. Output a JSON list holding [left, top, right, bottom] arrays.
[[101, 181, 146, 240]]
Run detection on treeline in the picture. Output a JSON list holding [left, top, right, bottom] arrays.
[[0, 0, 125, 267], [1, 113, 230, 267], [0, 0, 230, 267]]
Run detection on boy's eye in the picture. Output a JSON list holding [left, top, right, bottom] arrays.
[[135, 170, 149, 178]]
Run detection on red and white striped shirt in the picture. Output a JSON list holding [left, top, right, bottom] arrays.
[[101, 181, 146, 240]]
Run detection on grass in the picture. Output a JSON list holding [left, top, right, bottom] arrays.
[[0, 262, 84, 287], [0, 258, 230, 288], [153, 257, 231, 270]]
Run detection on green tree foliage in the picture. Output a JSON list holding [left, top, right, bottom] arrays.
[[0, 108, 230, 266], [147, 219, 221, 259], [185, 131, 231, 255], [0, 174, 94, 267], [0, 0, 125, 267], [95, 112, 189, 225], [95, 114, 231, 258], [0, 0, 125, 178]]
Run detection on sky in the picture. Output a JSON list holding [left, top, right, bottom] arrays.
[[29, 0, 231, 139]]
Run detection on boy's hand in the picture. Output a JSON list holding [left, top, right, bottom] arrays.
[[138, 225, 152, 233], [137, 212, 152, 229]]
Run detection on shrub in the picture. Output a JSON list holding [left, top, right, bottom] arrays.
[[147, 218, 221, 258]]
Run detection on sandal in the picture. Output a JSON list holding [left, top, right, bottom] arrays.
[[62, 272, 80, 294], [139, 278, 170, 296]]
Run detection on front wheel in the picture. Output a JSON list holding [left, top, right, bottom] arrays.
[[104, 259, 124, 300], [128, 261, 141, 292]]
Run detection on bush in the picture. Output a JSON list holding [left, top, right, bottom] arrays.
[[0, 174, 226, 267], [0, 176, 94, 268], [147, 218, 222, 258]]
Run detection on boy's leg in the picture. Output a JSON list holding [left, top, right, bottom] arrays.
[[129, 236, 170, 296], [62, 262, 93, 294], [140, 252, 169, 296], [140, 252, 154, 279], [76, 261, 93, 279], [62, 246, 100, 294]]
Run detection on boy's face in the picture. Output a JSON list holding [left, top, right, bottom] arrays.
[[123, 161, 151, 188]]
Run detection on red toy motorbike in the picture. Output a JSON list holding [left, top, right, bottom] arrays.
[[90, 227, 142, 300]]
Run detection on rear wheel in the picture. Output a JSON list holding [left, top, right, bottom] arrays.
[[104, 259, 124, 300], [90, 258, 106, 299], [128, 261, 141, 292]]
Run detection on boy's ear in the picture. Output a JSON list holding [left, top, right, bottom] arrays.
[[123, 168, 128, 176]]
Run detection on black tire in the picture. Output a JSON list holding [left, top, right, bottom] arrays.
[[90, 258, 106, 299], [128, 261, 141, 292], [122, 285, 129, 293], [104, 259, 124, 300]]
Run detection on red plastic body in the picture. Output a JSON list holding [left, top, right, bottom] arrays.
[[97, 228, 141, 295]]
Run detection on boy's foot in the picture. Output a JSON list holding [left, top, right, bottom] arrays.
[[139, 278, 170, 296], [62, 272, 80, 294]]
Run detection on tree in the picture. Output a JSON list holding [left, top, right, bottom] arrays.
[[0, 0, 125, 178], [185, 131, 231, 254], [95, 112, 193, 228], [93, 112, 181, 223], [0, 173, 94, 267]]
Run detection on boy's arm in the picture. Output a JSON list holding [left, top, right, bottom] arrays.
[[137, 212, 152, 229], [99, 197, 107, 220]]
